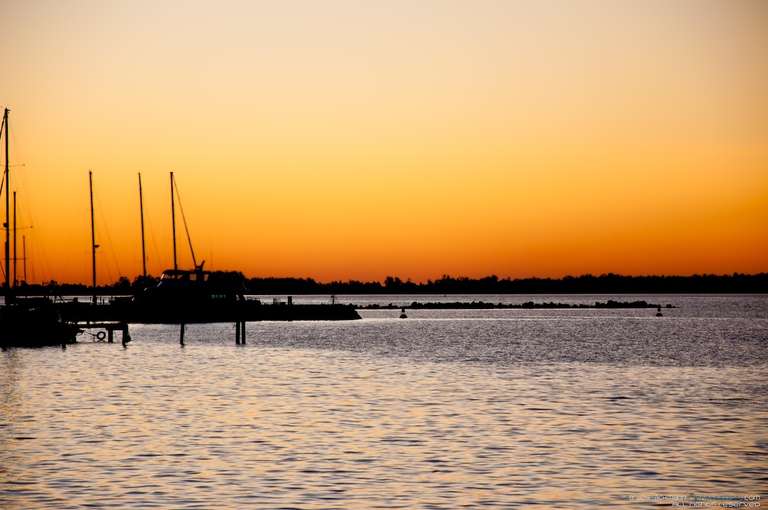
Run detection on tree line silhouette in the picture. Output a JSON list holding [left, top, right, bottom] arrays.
[[7, 272, 767, 295]]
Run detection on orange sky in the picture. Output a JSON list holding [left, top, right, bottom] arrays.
[[1, 0, 767, 284]]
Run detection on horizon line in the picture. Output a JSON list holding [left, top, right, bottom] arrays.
[[7, 271, 767, 288]]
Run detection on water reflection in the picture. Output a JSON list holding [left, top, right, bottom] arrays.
[[0, 297, 766, 508], [0, 349, 23, 475]]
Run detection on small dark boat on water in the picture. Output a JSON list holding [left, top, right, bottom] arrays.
[[139, 265, 244, 305], [127, 263, 249, 322], [0, 109, 79, 348], [0, 298, 79, 348]]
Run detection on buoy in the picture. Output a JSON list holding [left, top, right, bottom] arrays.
[[655, 306, 663, 317], [399, 307, 408, 319], [95, 330, 107, 341]]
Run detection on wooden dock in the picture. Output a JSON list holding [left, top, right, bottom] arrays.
[[76, 321, 131, 346]]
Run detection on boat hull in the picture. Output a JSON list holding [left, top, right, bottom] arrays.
[[0, 325, 79, 348], [0, 305, 79, 348]]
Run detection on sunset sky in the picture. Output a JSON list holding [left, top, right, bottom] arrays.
[[1, 0, 766, 284]]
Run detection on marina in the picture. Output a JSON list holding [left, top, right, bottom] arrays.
[[0, 109, 360, 348]]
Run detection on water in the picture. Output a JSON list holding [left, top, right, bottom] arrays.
[[2, 295, 767, 508]]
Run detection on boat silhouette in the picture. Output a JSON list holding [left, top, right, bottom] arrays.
[[0, 108, 79, 348], [69, 172, 360, 324], [128, 262, 250, 323], [1, 298, 79, 348]]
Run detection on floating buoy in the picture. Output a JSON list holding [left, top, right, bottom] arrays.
[[655, 306, 663, 317], [399, 307, 408, 319]]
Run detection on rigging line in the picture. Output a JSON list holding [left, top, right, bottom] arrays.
[[0, 168, 21, 201], [27, 226, 46, 283], [27, 234, 38, 284], [94, 192, 122, 281], [30, 247, 36, 282], [144, 202, 162, 276], [93, 192, 116, 281], [22, 184, 50, 284], [13, 169, 34, 230], [172, 178, 198, 268], [1, 113, 4, 203]]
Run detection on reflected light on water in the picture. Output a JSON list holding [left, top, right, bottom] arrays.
[[1, 295, 767, 508]]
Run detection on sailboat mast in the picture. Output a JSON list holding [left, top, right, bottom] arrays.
[[12, 191, 16, 287], [138, 172, 146, 277], [22, 235, 26, 283], [170, 171, 177, 271], [3, 108, 9, 294], [89, 170, 97, 303]]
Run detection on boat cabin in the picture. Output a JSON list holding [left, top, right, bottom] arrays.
[[158, 267, 210, 285], [136, 264, 246, 305]]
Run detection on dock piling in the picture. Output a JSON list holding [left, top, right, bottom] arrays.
[[235, 321, 241, 345], [121, 324, 131, 347], [179, 323, 185, 346], [241, 321, 246, 344]]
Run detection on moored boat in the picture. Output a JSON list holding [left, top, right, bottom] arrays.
[[0, 298, 79, 348]]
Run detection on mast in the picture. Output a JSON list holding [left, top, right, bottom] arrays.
[[12, 191, 16, 287], [22, 235, 26, 283], [138, 172, 146, 277], [172, 175, 198, 269], [3, 108, 9, 295], [170, 171, 177, 271], [89, 170, 97, 303]]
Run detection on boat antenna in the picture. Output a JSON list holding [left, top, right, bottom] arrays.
[[172, 175, 198, 269], [170, 171, 177, 271], [3, 108, 10, 297], [89, 170, 98, 303], [138, 172, 146, 277]]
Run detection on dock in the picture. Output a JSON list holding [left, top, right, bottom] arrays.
[[76, 321, 131, 346], [58, 300, 360, 324]]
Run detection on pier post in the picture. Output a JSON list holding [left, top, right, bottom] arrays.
[[235, 321, 241, 345], [241, 321, 246, 344], [121, 324, 131, 347], [179, 323, 185, 346], [107, 328, 114, 343]]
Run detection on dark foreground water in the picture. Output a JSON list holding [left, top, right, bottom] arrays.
[[1, 295, 767, 508]]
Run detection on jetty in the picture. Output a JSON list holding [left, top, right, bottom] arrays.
[[358, 300, 675, 310], [57, 298, 360, 324]]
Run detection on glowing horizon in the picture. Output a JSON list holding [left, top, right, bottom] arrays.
[[1, 0, 766, 285]]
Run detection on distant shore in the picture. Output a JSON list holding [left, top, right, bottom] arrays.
[[358, 300, 675, 310], [3, 272, 766, 297]]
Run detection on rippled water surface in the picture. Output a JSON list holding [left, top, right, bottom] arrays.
[[2, 295, 767, 508]]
